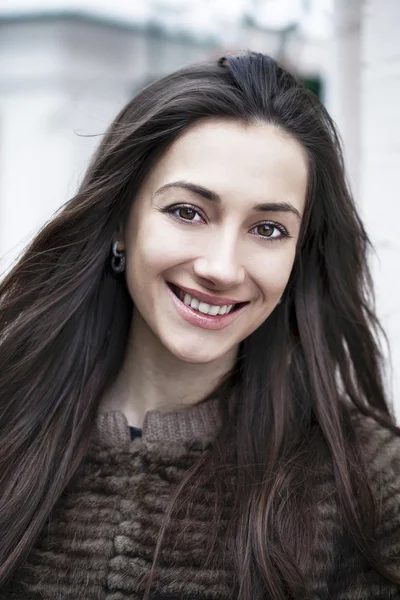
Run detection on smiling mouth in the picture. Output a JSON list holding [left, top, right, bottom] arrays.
[[167, 282, 247, 314]]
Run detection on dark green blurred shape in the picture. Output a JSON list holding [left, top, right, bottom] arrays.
[[300, 75, 323, 99]]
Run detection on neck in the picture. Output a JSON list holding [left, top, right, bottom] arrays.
[[98, 310, 238, 428]]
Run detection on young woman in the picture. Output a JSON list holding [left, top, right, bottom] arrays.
[[0, 52, 399, 600]]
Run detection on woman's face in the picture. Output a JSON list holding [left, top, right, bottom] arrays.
[[120, 119, 308, 364]]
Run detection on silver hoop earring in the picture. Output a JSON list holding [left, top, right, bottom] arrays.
[[111, 241, 125, 273]]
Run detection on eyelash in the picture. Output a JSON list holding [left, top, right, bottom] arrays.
[[161, 203, 291, 242]]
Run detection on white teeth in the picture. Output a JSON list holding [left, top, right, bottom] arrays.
[[191, 297, 200, 310], [177, 287, 235, 315], [198, 302, 210, 314]]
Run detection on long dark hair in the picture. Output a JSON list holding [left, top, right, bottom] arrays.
[[0, 52, 399, 599]]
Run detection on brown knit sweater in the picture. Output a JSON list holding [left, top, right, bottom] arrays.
[[2, 399, 400, 599]]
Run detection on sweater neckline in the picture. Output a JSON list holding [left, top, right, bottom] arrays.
[[92, 397, 222, 453], [129, 425, 142, 440]]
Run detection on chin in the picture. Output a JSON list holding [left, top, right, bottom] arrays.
[[166, 340, 226, 365]]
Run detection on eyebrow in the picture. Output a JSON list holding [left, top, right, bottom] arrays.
[[154, 180, 302, 220]]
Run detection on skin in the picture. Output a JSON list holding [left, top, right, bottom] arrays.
[[99, 119, 308, 427]]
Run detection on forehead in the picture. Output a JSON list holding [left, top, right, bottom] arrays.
[[140, 119, 308, 214]]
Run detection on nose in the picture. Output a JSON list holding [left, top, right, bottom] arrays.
[[192, 232, 246, 289]]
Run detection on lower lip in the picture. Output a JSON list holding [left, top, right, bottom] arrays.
[[166, 283, 249, 331]]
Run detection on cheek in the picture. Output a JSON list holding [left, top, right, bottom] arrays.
[[253, 248, 296, 299], [125, 225, 185, 297], [127, 213, 189, 271]]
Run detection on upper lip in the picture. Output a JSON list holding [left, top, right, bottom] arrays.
[[169, 282, 247, 306]]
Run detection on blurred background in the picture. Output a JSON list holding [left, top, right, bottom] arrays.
[[0, 0, 399, 414]]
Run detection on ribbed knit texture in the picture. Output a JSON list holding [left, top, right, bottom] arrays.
[[2, 400, 400, 599]]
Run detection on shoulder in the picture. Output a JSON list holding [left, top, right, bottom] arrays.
[[349, 406, 400, 555], [326, 408, 400, 595], [349, 407, 400, 480]]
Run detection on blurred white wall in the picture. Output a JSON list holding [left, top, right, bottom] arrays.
[[361, 0, 400, 415], [330, 0, 400, 416], [326, 0, 361, 199]]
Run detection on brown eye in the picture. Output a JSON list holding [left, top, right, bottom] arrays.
[[164, 204, 204, 223], [250, 221, 289, 242], [257, 223, 275, 237], [178, 206, 197, 220]]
